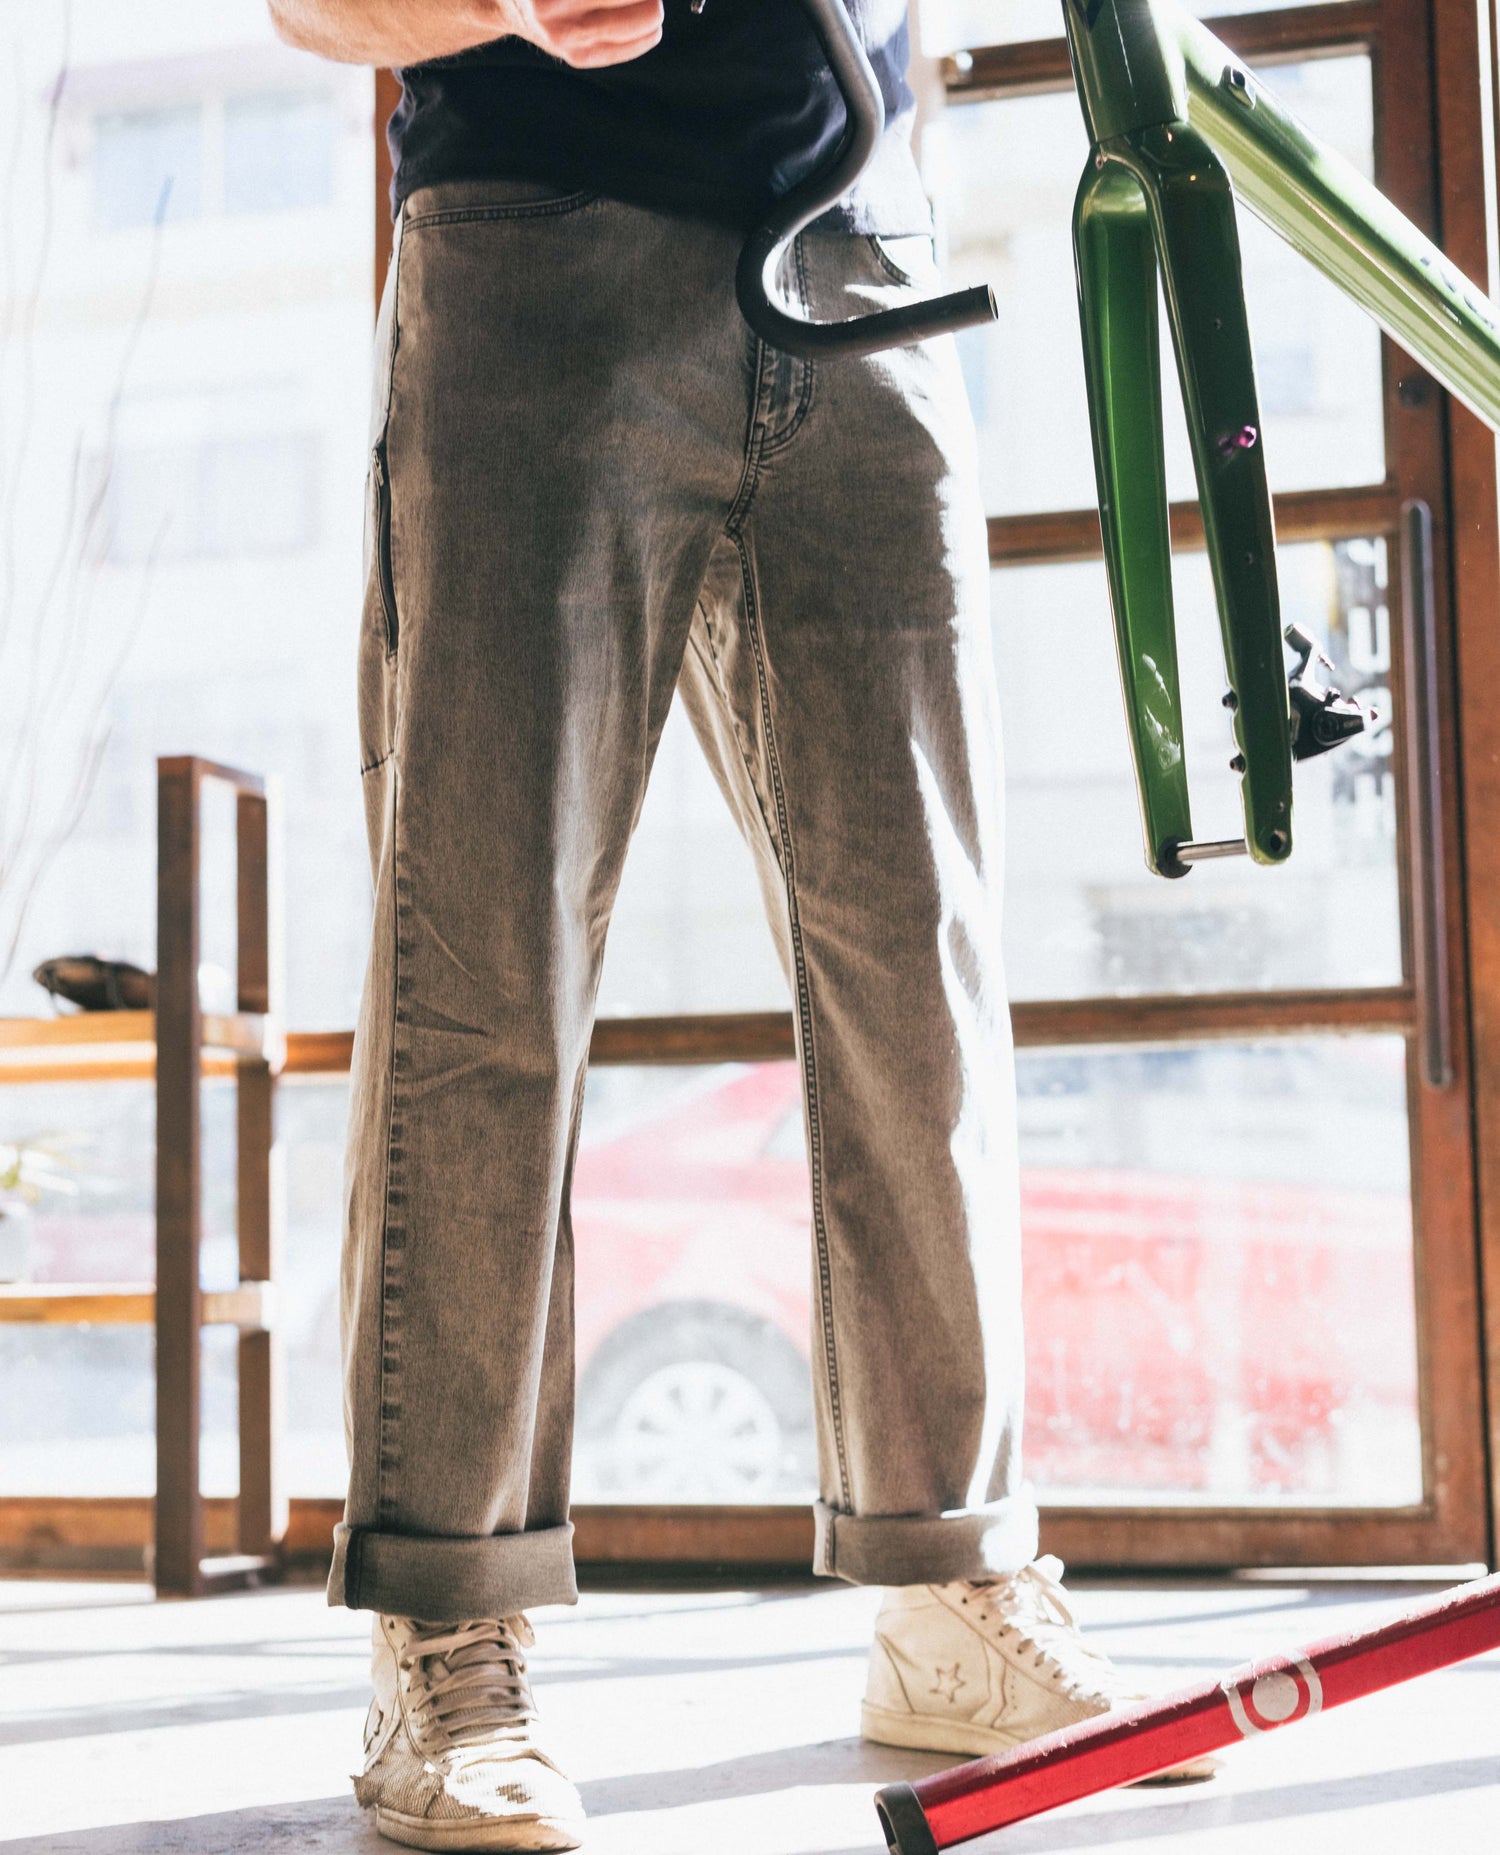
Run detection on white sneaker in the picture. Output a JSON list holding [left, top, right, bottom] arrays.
[[355, 1614, 585, 1850], [861, 1556, 1217, 1781]]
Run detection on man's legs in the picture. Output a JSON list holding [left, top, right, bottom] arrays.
[[676, 230, 1037, 1581], [332, 181, 774, 1852], [678, 239, 1214, 1777], [332, 197, 1203, 1848], [332, 181, 749, 1622]]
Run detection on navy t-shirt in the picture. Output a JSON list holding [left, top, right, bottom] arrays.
[[388, 0, 933, 235]]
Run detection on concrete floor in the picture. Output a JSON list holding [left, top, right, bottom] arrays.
[[2, 1572, 1498, 1853]]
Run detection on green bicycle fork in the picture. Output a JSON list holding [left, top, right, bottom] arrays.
[[1068, 0, 1293, 877], [1064, 0, 1500, 879]]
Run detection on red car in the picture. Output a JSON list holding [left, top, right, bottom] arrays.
[[570, 1061, 1418, 1506]]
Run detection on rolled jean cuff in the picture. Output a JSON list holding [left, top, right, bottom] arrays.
[[327, 1521, 578, 1617], [813, 1492, 1040, 1587]]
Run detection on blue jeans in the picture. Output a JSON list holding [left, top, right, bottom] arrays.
[[330, 177, 1037, 1619]]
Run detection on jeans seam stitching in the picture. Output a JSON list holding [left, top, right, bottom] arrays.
[[732, 532, 851, 1512], [759, 237, 816, 457], [373, 219, 408, 1530], [726, 341, 771, 531], [376, 767, 409, 1528], [867, 232, 916, 287], [690, 606, 780, 847], [403, 193, 600, 227]]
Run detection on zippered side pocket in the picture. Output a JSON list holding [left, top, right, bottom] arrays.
[[372, 438, 399, 658]]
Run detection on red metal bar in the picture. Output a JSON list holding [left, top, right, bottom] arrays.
[[874, 1572, 1500, 1853]]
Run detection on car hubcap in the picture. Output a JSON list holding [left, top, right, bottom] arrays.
[[610, 1360, 785, 1499]]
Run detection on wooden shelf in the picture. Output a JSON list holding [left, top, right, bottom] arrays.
[[0, 1281, 272, 1330], [0, 1012, 273, 1083]]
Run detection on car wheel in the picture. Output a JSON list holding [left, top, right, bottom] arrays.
[[576, 1301, 815, 1502]]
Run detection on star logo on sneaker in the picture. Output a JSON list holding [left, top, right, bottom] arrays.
[[930, 1662, 966, 1703]]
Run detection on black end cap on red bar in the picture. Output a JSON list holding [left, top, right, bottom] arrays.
[[874, 1783, 940, 1855]]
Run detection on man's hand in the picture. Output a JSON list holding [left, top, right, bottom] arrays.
[[502, 0, 665, 67], [269, 0, 664, 71]]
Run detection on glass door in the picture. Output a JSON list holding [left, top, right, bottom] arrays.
[[926, 0, 1487, 1562]]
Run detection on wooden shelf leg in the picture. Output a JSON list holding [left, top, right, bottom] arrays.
[[237, 1057, 286, 1556], [236, 786, 286, 1560], [155, 759, 205, 1596]]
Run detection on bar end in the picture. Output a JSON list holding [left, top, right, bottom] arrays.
[[874, 1782, 940, 1855]]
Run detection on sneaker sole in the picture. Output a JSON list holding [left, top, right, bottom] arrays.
[[860, 1702, 1219, 1784], [374, 1806, 584, 1851]]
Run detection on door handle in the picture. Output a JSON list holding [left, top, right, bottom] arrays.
[[1400, 498, 1454, 1089]]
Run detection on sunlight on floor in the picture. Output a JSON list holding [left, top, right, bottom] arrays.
[[2, 1575, 1498, 1852]]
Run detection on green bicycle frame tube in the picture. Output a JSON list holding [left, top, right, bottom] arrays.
[[1073, 0, 1500, 428], [1179, 10, 1500, 433]]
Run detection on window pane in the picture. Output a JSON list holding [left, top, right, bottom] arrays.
[[939, 58, 1384, 515], [1019, 1036, 1420, 1505], [569, 1038, 1419, 1508], [2, 1082, 154, 1292], [596, 700, 791, 1016], [2, 15, 373, 1029], [572, 1064, 816, 1502], [97, 434, 321, 563], [202, 432, 321, 553], [997, 539, 1402, 999], [0, 1327, 243, 1495], [93, 107, 202, 230], [225, 92, 338, 216], [0, 1074, 350, 1499], [0, 1078, 241, 1293], [279, 1078, 352, 1496], [0, 1078, 238, 1496]]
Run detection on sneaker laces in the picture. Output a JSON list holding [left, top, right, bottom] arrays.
[[398, 1616, 539, 1752], [957, 1555, 1120, 1706]]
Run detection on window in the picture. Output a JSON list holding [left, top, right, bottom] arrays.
[[1, 28, 372, 1031], [940, 58, 1383, 517], [1015, 1038, 1419, 1505], [225, 92, 337, 216], [924, 0, 1488, 1564], [91, 88, 339, 232], [996, 540, 1400, 1001], [93, 106, 203, 229], [96, 433, 321, 563]]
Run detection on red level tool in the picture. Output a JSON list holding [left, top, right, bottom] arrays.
[[874, 1571, 1500, 1854]]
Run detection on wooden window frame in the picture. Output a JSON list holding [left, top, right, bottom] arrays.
[[370, 5, 1500, 1571]]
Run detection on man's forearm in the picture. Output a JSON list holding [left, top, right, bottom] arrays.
[[269, 0, 508, 66], [270, 0, 664, 69]]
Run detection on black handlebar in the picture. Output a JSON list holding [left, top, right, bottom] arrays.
[[732, 0, 999, 358]]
